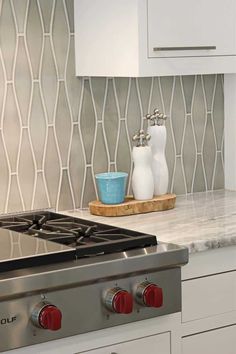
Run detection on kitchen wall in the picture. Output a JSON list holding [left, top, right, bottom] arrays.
[[0, 0, 224, 213]]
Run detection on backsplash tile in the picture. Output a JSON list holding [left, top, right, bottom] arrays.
[[0, 0, 224, 212]]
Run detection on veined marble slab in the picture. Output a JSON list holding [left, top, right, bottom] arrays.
[[63, 190, 236, 254]]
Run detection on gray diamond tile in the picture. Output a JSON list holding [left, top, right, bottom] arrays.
[[33, 172, 50, 209], [182, 75, 195, 114], [18, 129, 35, 210], [159, 76, 174, 115], [171, 77, 185, 155], [0, 0, 16, 80], [7, 175, 23, 212], [38, 0, 54, 33], [114, 77, 129, 118], [26, 0, 43, 80], [172, 156, 186, 195], [0, 133, 9, 212], [138, 77, 152, 115], [69, 125, 85, 208], [193, 155, 206, 192], [127, 78, 142, 139], [83, 167, 96, 208], [80, 79, 96, 164], [44, 127, 60, 207], [12, 0, 28, 33], [55, 81, 72, 167], [182, 116, 196, 193], [2, 85, 21, 172], [58, 170, 74, 211], [41, 36, 58, 124], [14, 37, 32, 126], [203, 113, 216, 190], [213, 152, 224, 190], [203, 74, 216, 111], [192, 76, 206, 153], [52, 0, 69, 79], [213, 75, 224, 150], [104, 79, 119, 162], [150, 77, 163, 114], [65, 0, 74, 33], [29, 82, 47, 170], [93, 123, 109, 174], [91, 77, 106, 121]]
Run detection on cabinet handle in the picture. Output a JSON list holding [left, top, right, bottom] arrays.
[[153, 46, 216, 51]]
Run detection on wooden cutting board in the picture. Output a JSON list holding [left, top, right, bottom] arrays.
[[89, 194, 176, 217]]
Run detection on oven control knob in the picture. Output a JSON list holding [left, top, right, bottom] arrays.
[[104, 287, 133, 314], [31, 303, 62, 331], [136, 281, 163, 308]]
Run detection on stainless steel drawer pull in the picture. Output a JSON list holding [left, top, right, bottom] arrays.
[[153, 46, 216, 51]]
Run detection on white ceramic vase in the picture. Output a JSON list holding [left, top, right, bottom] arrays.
[[132, 146, 154, 200], [147, 125, 169, 195]]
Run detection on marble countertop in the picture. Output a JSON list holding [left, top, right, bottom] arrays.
[[64, 190, 236, 254]]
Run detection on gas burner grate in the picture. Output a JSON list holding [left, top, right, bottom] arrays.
[[0, 211, 157, 258]]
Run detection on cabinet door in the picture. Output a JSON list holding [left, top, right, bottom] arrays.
[[148, 0, 236, 58], [182, 325, 236, 354], [77, 332, 170, 354]]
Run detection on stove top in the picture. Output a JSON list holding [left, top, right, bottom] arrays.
[[0, 211, 157, 272]]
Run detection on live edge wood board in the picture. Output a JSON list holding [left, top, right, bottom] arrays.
[[89, 194, 176, 217]]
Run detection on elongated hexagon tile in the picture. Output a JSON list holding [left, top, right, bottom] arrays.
[[38, 0, 54, 33], [182, 116, 196, 193], [91, 77, 106, 121], [52, 0, 69, 79], [93, 123, 109, 174], [171, 77, 185, 156], [58, 170, 74, 211], [159, 76, 174, 115], [7, 175, 24, 212], [203, 113, 216, 190], [82, 167, 96, 208], [213, 75, 224, 150], [29, 82, 47, 170], [114, 77, 129, 118], [150, 77, 163, 114], [165, 118, 176, 192], [0, 133, 9, 212], [182, 75, 195, 114], [26, 0, 43, 80], [12, 0, 28, 33], [0, 54, 6, 118], [213, 152, 224, 190], [41, 37, 58, 124], [193, 155, 206, 193], [44, 126, 60, 207], [0, 0, 16, 80], [33, 171, 50, 209], [127, 78, 142, 140], [172, 156, 186, 195], [65, 36, 82, 122], [14, 37, 32, 126], [55, 81, 72, 167], [69, 124, 85, 208], [18, 129, 35, 210], [116, 120, 131, 176], [65, 0, 74, 33], [2, 85, 21, 172], [104, 79, 119, 162], [203, 74, 216, 111], [192, 76, 206, 153], [80, 79, 96, 164], [138, 77, 152, 115]]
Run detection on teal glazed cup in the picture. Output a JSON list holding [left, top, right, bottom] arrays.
[[95, 172, 128, 204]]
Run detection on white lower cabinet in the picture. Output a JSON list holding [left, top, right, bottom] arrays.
[[78, 332, 170, 354], [182, 325, 236, 354]]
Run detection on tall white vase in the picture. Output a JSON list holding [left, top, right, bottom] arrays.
[[147, 125, 169, 195], [132, 146, 154, 200]]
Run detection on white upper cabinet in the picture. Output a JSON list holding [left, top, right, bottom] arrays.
[[74, 0, 236, 77]]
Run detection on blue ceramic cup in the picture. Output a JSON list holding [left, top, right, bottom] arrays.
[[95, 172, 128, 204]]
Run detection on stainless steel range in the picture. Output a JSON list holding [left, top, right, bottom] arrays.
[[0, 211, 188, 352]]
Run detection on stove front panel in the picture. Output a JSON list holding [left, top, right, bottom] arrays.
[[0, 268, 180, 352]]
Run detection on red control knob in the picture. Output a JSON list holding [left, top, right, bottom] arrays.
[[143, 284, 163, 308], [104, 287, 133, 314], [113, 290, 133, 314], [136, 281, 163, 308], [39, 305, 62, 331]]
